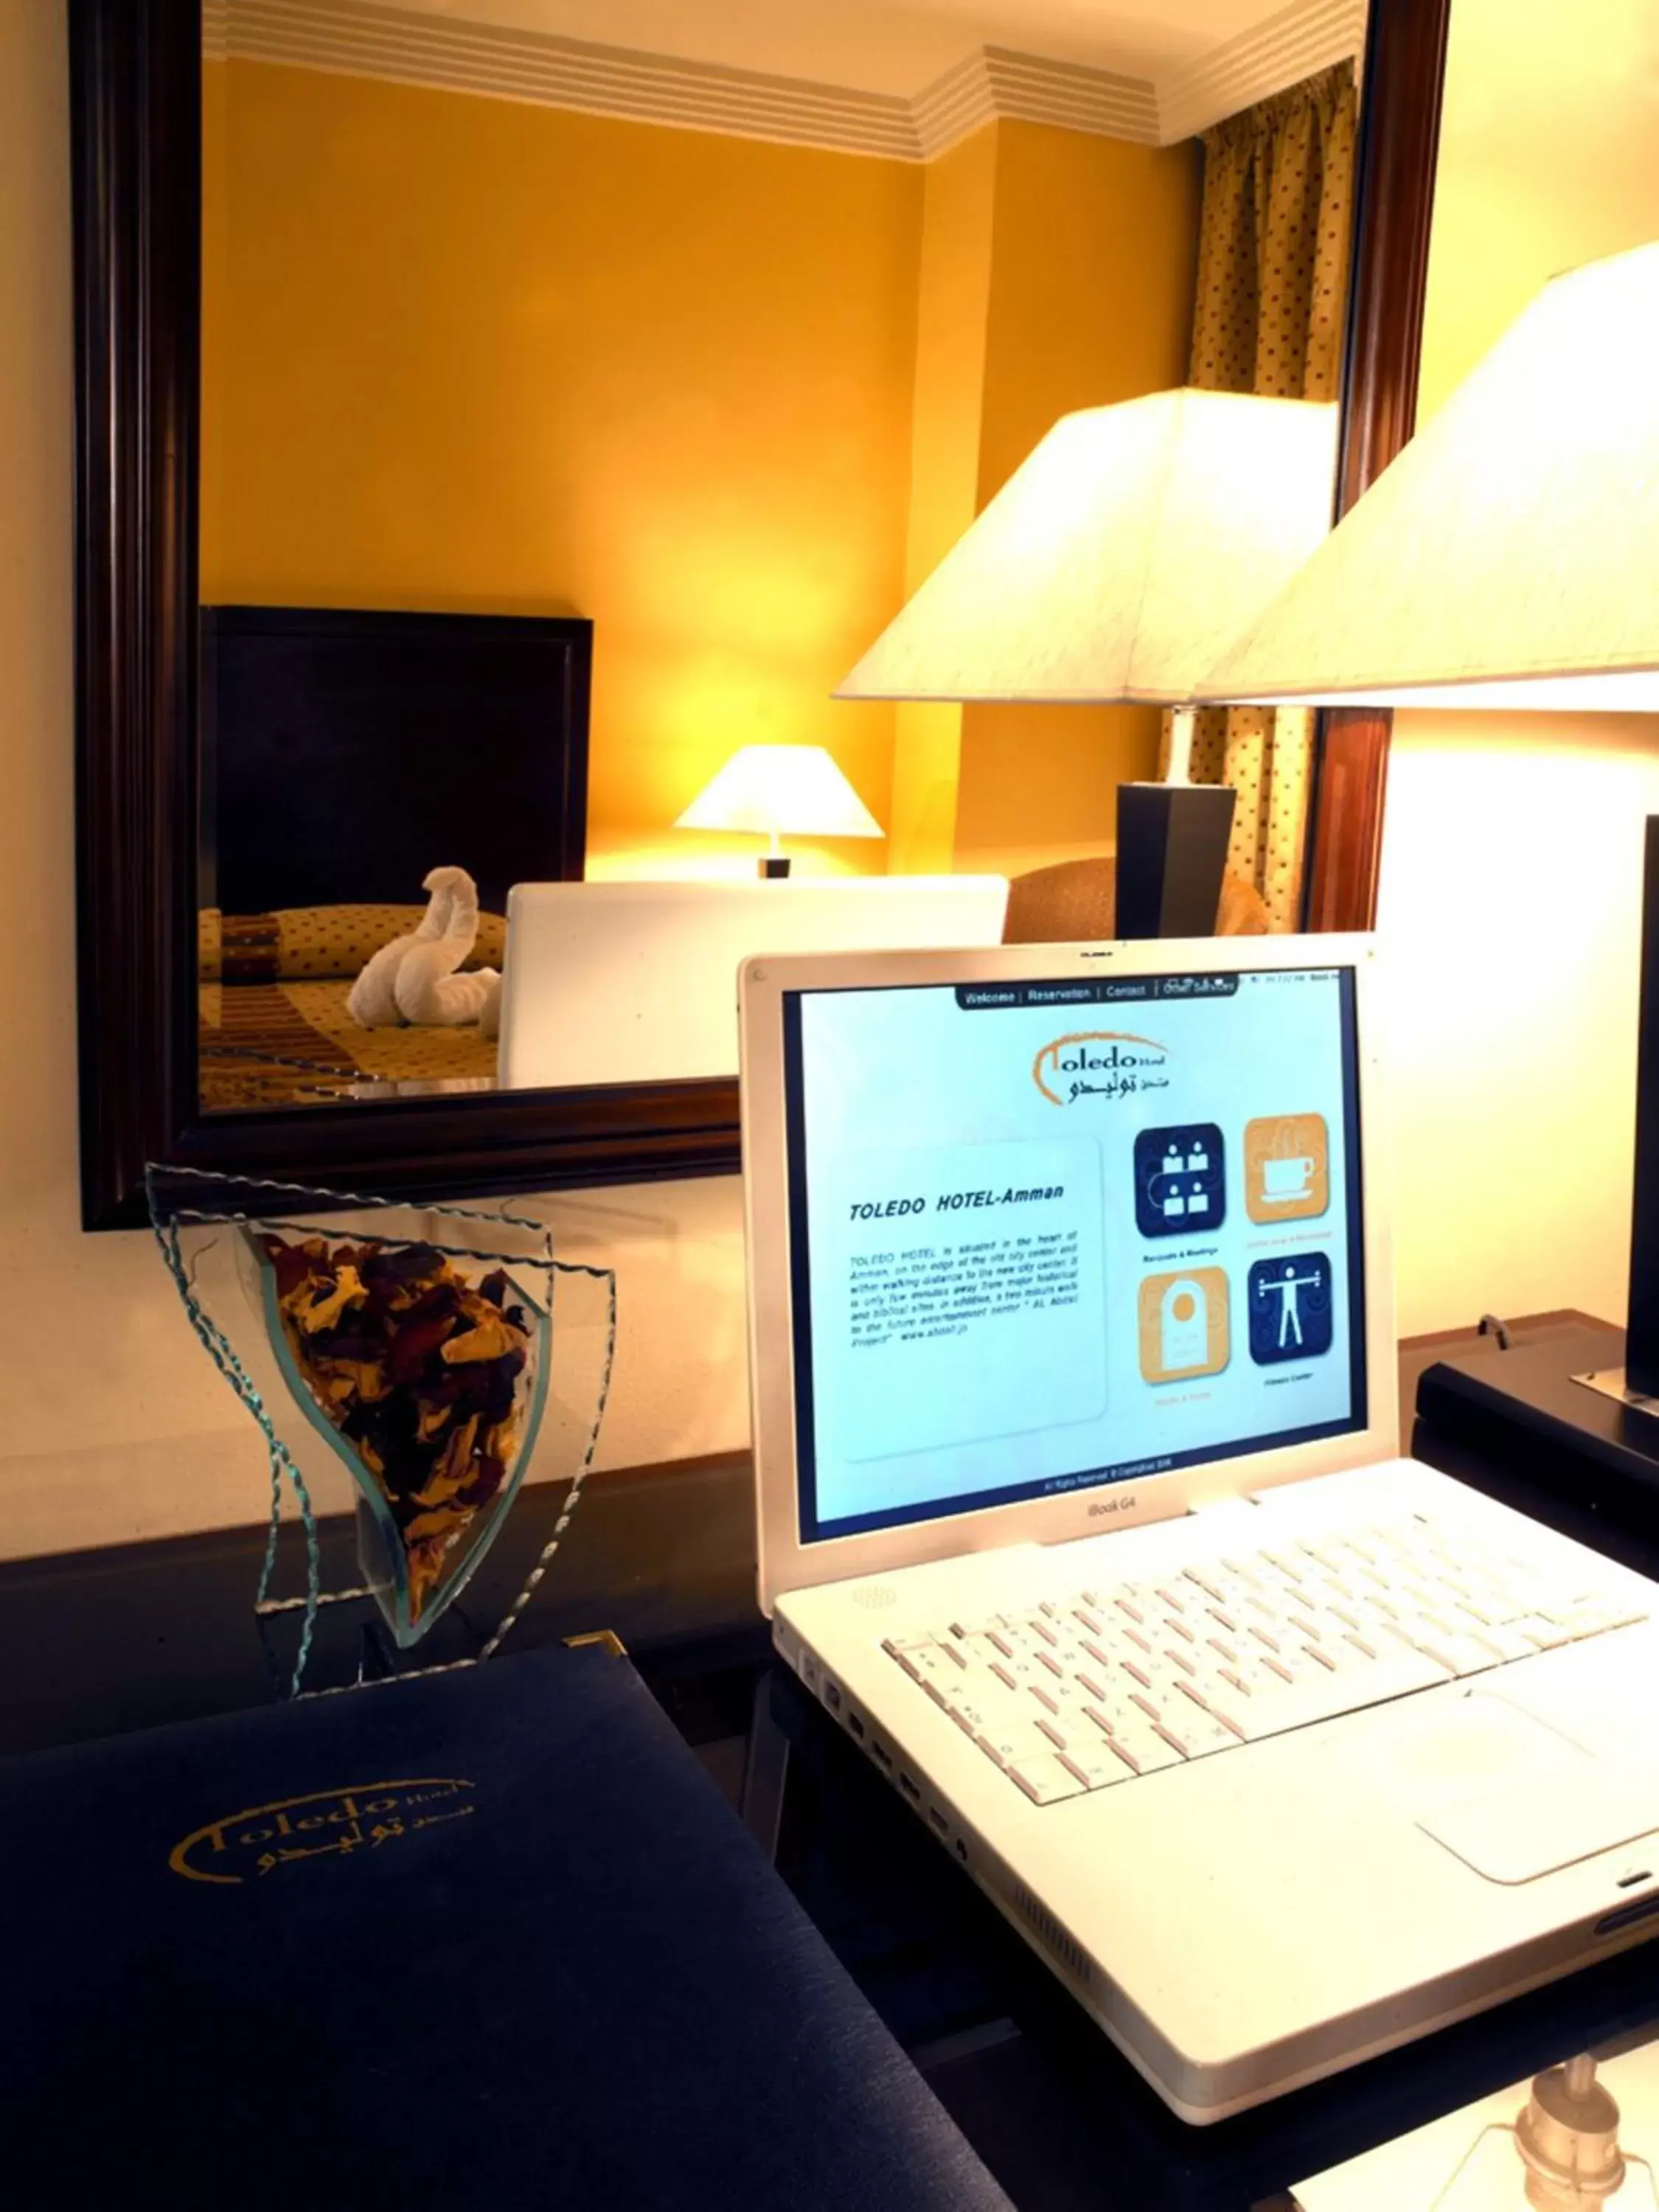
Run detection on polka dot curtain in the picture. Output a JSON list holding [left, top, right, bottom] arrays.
[[1159, 60, 1358, 930]]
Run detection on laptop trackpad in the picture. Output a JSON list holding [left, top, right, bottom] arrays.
[[1399, 1696, 1659, 1884]]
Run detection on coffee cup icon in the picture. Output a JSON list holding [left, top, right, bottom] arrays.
[[1262, 1155, 1315, 1203], [1245, 1116, 1329, 1224]]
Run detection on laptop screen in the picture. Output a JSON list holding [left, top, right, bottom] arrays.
[[782, 962, 1367, 1543]]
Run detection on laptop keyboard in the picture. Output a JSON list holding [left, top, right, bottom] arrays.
[[882, 1512, 1650, 1805]]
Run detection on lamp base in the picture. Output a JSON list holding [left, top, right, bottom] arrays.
[[1114, 781, 1237, 939], [759, 854, 791, 879]]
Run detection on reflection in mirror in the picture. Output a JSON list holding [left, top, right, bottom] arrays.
[[196, 605, 588, 1108], [197, 0, 1368, 1116]]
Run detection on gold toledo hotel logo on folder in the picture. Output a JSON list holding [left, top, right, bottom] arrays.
[[169, 1778, 476, 1885], [1032, 1032, 1169, 1107]]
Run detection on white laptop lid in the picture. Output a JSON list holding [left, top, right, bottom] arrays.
[[498, 878, 1008, 1089], [740, 934, 1397, 1613]]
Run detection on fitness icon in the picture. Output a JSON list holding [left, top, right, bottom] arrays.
[[1247, 1253, 1335, 1365]]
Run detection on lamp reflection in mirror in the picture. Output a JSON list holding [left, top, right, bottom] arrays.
[[835, 387, 1339, 935], [675, 742, 883, 878]]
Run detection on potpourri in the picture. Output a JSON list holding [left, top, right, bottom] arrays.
[[261, 1233, 532, 1618]]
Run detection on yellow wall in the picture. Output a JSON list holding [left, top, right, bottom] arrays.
[[0, 7, 284, 1551], [1377, 0, 1659, 1336], [205, 70, 1201, 888], [0, 12, 756, 1559], [971, 123, 1200, 512], [202, 58, 922, 879], [887, 127, 998, 874], [880, 120, 1200, 879], [1, 18, 1197, 1565], [953, 120, 1200, 874], [199, 56, 228, 602]]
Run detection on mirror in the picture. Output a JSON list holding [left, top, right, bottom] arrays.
[[71, 0, 1450, 1222]]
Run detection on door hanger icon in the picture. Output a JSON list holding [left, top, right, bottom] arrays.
[[1160, 1278, 1208, 1372]]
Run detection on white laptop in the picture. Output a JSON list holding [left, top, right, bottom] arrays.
[[498, 877, 1007, 1088], [740, 933, 1659, 2125]]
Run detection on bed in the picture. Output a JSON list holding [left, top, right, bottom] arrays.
[[198, 903, 509, 1109]]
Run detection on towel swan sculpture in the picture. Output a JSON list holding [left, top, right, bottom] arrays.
[[346, 866, 501, 1037]]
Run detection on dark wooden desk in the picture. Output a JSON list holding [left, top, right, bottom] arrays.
[[7, 1325, 1659, 2210], [1399, 1307, 1617, 1422]]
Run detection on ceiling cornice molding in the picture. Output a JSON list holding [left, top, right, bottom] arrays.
[[1158, 0, 1368, 144], [201, 0, 919, 156], [908, 50, 997, 160], [914, 46, 1159, 156], [201, 0, 1363, 159], [202, 0, 1163, 160]]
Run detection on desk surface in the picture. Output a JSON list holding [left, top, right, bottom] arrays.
[[7, 1313, 1659, 2211]]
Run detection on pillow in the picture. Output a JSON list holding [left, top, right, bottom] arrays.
[[217, 904, 507, 982], [198, 907, 223, 981]]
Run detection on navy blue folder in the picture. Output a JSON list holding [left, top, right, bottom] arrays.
[[0, 1642, 1012, 2210]]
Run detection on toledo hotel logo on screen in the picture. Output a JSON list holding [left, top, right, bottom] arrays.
[[1031, 1032, 1170, 1107]]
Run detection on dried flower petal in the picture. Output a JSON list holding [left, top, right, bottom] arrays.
[[459, 1454, 505, 1509], [411, 1415, 479, 1506], [403, 1505, 469, 1545], [296, 1264, 367, 1335], [386, 1312, 457, 1385], [327, 1358, 390, 1404], [440, 1313, 523, 1365]]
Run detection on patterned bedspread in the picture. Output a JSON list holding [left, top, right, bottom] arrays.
[[198, 905, 502, 1111], [199, 978, 500, 1109]]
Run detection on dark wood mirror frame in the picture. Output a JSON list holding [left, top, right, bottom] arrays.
[[69, 0, 1450, 1229]]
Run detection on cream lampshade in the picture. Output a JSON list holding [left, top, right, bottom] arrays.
[[1189, 240, 1659, 1435], [837, 388, 1339, 719], [1196, 240, 1659, 711], [675, 742, 883, 878], [836, 386, 1338, 933]]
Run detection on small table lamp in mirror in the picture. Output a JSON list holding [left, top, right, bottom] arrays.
[[675, 742, 883, 878], [835, 387, 1339, 936]]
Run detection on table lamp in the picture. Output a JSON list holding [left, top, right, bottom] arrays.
[[835, 388, 1340, 936], [1194, 240, 1659, 1442], [675, 742, 883, 878], [1196, 243, 1659, 717]]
